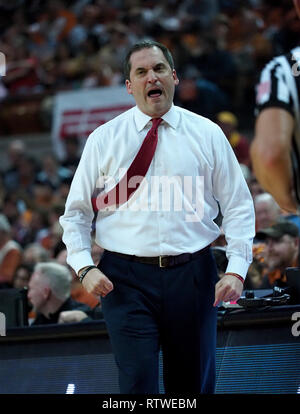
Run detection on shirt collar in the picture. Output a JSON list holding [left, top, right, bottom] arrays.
[[134, 104, 180, 132]]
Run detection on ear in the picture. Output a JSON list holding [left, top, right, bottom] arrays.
[[125, 79, 132, 95], [43, 286, 51, 301], [173, 69, 179, 86]]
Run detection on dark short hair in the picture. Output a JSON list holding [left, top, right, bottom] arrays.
[[124, 40, 174, 81]]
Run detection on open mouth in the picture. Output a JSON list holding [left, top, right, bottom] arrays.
[[147, 88, 163, 98]]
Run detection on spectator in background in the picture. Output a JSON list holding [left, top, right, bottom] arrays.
[[2, 139, 26, 192], [1, 192, 23, 235], [2, 38, 41, 96], [179, 0, 219, 32], [99, 22, 134, 77], [37, 0, 77, 47], [32, 181, 59, 211], [40, 220, 63, 253], [18, 209, 50, 248], [0, 213, 22, 288], [12, 154, 39, 198], [28, 261, 93, 325], [61, 135, 81, 174], [248, 177, 265, 200], [174, 67, 229, 121], [256, 221, 300, 289], [227, 5, 272, 111], [271, 1, 300, 55], [55, 245, 100, 310], [22, 242, 50, 267], [55, 179, 72, 204], [36, 154, 72, 191], [212, 13, 230, 52], [13, 263, 33, 290], [216, 111, 251, 167], [254, 192, 281, 232], [68, 4, 104, 54], [48, 204, 67, 228]]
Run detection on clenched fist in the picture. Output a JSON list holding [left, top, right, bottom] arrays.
[[81, 268, 114, 298]]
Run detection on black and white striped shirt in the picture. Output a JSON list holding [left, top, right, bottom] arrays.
[[255, 46, 300, 205]]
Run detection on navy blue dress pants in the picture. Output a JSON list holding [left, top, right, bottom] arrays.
[[98, 248, 218, 394]]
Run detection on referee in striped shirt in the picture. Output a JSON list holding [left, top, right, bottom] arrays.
[[251, 0, 300, 214]]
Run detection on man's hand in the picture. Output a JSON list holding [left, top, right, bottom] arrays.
[[214, 273, 244, 307], [58, 310, 89, 324], [81, 268, 114, 298]]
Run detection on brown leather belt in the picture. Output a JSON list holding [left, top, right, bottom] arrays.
[[105, 246, 210, 268]]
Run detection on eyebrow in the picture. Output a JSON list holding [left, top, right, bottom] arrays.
[[134, 62, 168, 73]]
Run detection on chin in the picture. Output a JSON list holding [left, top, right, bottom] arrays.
[[150, 105, 169, 118]]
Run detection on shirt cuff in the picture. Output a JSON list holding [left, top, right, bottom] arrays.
[[67, 249, 95, 275], [225, 256, 251, 280]]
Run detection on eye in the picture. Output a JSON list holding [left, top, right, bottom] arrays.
[[155, 64, 167, 72], [136, 69, 146, 76]]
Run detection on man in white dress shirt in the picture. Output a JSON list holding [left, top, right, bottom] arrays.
[[60, 40, 255, 394]]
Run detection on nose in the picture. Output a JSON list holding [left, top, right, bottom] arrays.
[[147, 69, 158, 83], [265, 238, 277, 254]]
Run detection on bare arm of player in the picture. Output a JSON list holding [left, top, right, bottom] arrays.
[[250, 107, 297, 213]]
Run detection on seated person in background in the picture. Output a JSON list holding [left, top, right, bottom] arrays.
[[55, 247, 100, 309], [22, 243, 50, 266], [28, 262, 93, 325], [13, 263, 34, 290], [0, 213, 22, 288], [61, 135, 81, 174], [255, 221, 299, 289], [254, 192, 281, 232], [216, 111, 251, 167]]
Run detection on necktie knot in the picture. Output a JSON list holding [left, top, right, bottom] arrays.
[[151, 118, 163, 130]]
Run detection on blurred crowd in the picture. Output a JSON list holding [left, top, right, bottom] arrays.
[[0, 136, 104, 324], [1, 0, 300, 326], [0, 0, 299, 121]]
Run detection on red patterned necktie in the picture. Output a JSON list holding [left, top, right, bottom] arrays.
[[92, 117, 163, 211]]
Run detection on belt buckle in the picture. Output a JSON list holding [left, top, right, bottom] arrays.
[[159, 255, 168, 268]]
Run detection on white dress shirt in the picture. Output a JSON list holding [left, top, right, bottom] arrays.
[[60, 104, 255, 278]]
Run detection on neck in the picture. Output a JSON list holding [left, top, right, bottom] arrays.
[[41, 296, 65, 318]]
